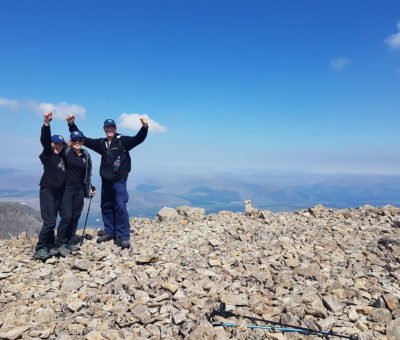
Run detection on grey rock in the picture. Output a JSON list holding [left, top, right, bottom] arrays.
[[28, 323, 56, 338], [72, 259, 93, 271], [0, 326, 29, 340], [62, 275, 83, 291], [387, 318, 400, 340], [196, 268, 217, 277], [67, 296, 86, 312], [173, 310, 188, 324], [156, 207, 179, 222], [367, 308, 392, 322], [35, 308, 55, 323], [316, 316, 336, 330], [220, 293, 249, 306], [160, 282, 179, 293], [85, 331, 105, 340], [348, 309, 359, 322], [154, 292, 171, 302], [176, 206, 205, 218], [322, 296, 344, 313], [357, 332, 378, 340]]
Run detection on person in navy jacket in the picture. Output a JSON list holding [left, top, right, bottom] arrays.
[[67, 114, 148, 249]]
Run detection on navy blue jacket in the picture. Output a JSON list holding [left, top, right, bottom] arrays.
[[69, 123, 147, 183]]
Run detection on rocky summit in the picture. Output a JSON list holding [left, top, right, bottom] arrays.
[[1, 204, 400, 340]]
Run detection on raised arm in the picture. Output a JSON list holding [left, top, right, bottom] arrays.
[[66, 114, 103, 154], [123, 117, 149, 151], [40, 112, 53, 155]]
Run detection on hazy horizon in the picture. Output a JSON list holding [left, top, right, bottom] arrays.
[[1, 168, 399, 224]]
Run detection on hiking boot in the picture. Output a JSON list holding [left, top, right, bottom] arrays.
[[116, 239, 131, 249], [56, 244, 72, 257], [97, 234, 114, 243], [49, 247, 59, 256], [120, 240, 131, 249], [71, 235, 83, 244], [33, 248, 51, 261], [68, 244, 81, 252]]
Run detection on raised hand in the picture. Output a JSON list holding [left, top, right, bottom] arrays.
[[140, 117, 149, 129], [66, 114, 75, 125], [44, 112, 53, 126]]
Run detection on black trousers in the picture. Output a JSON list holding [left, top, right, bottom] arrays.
[[36, 187, 64, 251], [56, 185, 84, 246]]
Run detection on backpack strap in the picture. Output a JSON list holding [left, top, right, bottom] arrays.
[[116, 135, 127, 153]]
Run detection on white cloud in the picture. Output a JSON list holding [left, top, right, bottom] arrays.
[[34, 101, 86, 119], [385, 22, 400, 49], [0, 98, 20, 108], [118, 113, 167, 133], [330, 57, 352, 70], [0, 97, 86, 119]]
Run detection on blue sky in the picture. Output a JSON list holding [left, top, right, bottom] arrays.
[[1, 0, 400, 175]]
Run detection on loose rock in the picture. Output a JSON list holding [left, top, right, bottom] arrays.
[[0, 204, 399, 339]]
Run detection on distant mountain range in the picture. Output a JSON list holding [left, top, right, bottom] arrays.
[[1, 169, 399, 225], [130, 172, 400, 216], [0, 202, 42, 239]]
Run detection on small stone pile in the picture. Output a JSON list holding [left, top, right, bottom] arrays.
[[0, 204, 400, 340]]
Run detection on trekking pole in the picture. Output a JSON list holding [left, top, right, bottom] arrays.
[[210, 322, 357, 338], [208, 303, 357, 339], [80, 196, 92, 246], [211, 322, 319, 333]]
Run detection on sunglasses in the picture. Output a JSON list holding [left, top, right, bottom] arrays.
[[72, 138, 84, 143]]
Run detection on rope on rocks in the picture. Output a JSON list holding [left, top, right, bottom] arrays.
[[207, 302, 358, 339]]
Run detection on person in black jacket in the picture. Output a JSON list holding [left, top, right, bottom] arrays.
[[54, 129, 96, 256], [67, 114, 148, 249], [33, 112, 67, 261]]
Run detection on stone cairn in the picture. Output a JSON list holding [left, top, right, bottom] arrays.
[[0, 203, 400, 339]]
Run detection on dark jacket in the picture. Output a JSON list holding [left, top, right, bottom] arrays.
[[39, 125, 66, 190], [63, 146, 93, 198], [68, 123, 148, 183]]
